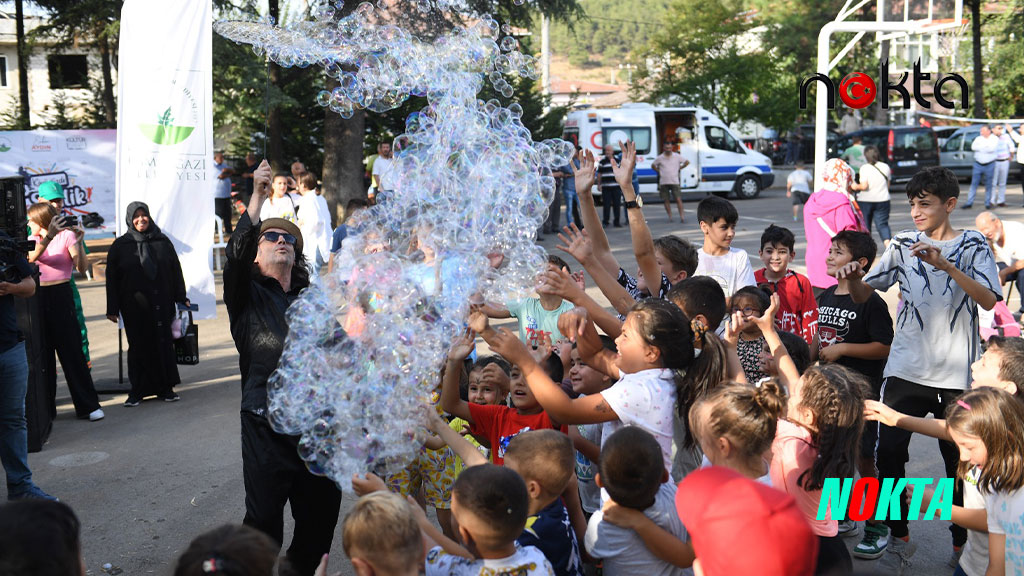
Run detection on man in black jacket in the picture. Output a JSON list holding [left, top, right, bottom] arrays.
[[223, 159, 341, 576]]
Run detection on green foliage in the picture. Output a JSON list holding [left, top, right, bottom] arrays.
[[42, 91, 77, 129], [985, 0, 1024, 117], [0, 95, 28, 130], [540, 0, 667, 70]]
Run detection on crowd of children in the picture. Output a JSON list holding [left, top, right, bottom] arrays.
[[10, 151, 1024, 576]]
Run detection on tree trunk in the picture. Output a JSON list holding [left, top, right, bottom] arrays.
[[266, 0, 285, 170], [969, 0, 985, 118], [15, 0, 30, 128], [322, 86, 366, 227], [98, 33, 116, 127]]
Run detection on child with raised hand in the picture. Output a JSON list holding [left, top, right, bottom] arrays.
[[754, 224, 818, 346], [726, 286, 773, 384], [695, 196, 756, 298], [478, 299, 695, 476], [840, 166, 1001, 568], [946, 387, 1024, 576], [441, 327, 562, 465], [758, 331, 811, 377], [479, 255, 578, 346], [535, 259, 625, 338], [453, 355, 511, 470]]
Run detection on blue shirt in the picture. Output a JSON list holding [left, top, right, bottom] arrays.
[[518, 499, 583, 576], [213, 161, 233, 199], [559, 160, 579, 196], [331, 225, 348, 253]]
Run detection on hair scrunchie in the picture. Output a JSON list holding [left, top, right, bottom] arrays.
[[690, 318, 707, 346]]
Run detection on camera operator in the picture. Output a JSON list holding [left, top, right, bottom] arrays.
[[26, 203, 103, 422], [0, 230, 57, 500]]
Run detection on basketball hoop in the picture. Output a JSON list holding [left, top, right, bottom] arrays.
[[932, 18, 969, 58]]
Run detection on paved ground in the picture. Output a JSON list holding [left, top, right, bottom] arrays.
[[15, 176, 1024, 575]]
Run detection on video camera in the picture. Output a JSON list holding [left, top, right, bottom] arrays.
[[0, 236, 35, 283]]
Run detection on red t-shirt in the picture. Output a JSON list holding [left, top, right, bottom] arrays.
[[467, 403, 563, 465], [755, 268, 818, 346]]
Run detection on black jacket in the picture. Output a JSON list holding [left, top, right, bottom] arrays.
[[224, 212, 308, 416]]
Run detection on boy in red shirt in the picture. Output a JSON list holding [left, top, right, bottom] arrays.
[[754, 225, 817, 346], [441, 324, 564, 465]]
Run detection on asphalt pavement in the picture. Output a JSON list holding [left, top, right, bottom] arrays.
[[17, 176, 1024, 575]]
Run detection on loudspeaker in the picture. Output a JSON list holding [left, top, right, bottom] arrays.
[[0, 176, 27, 241]]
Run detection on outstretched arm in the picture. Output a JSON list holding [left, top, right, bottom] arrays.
[[440, 329, 475, 423], [864, 400, 951, 441], [836, 261, 876, 304], [600, 501, 695, 568], [426, 410, 488, 467], [613, 141, 663, 296], [750, 294, 799, 389], [557, 307, 619, 378], [571, 150, 619, 276], [556, 225, 638, 316], [537, 268, 623, 338]]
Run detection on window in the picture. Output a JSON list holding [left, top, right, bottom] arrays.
[[602, 127, 651, 154], [0, 56, 7, 88], [942, 133, 963, 152], [705, 126, 745, 154], [48, 55, 88, 89]]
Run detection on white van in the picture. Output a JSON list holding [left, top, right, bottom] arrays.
[[562, 103, 774, 199]]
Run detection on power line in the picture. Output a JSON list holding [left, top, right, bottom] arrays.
[[583, 15, 662, 26]]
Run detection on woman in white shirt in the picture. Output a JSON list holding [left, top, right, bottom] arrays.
[[851, 145, 892, 246], [259, 174, 297, 222]]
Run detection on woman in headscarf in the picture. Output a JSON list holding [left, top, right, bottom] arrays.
[[803, 158, 866, 294], [105, 202, 188, 406]]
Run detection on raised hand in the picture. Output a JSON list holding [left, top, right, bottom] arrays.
[[351, 472, 388, 496], [486, 327, 532, 367], [537, 267, 583, 301], [835, 261, 865, 281], [572, 270, 586, 290], [723, 310, 745, 348], [253, 159, 272, 200], [556, 223, 594, 266], [910, 242, 950, 271], [609, 140, 637, 189], [751, 293, 780, 335], [448, 327, 476, 361], [467, 310, 489, 335], [529, 331, 555, 364], [557, 307, 591, 343], [572, 149, 597, 196]]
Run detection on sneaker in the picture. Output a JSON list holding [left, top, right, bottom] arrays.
[[9, 484, 59, 502], [88, 409, 105, 421], [948, 545, 964, 568], [878, 537, 917, 574], [838, 519, 859, 538], [162, 392, 180, 402], [961, 204, 973, 209], [123, 397, 141, 407], [853, 523, 889, 559]]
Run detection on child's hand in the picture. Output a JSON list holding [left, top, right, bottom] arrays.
[[864, 400, 903, 427], [537, 267, 582, 301], [817, 343, 844, 363], [555, 339, 573, 364], [467, 310, 489, 335], [601, 499, 647, 530], [572, 270, 586, 290], [424, 408, 448, 435], [835, 261, 865, 281], [313, 554, 342, 576], [487, 327, 533, 367], [556, 224, 594, 266], [751, 293, 780, 335], [448, 327, 476, 361], [405, 494, 430, 526], [351, 472, 388, 496], [573, 149, 597, 195], [557, 307, 591, 343], [723, 310, 745, 348], [486, 251, 505, 270], [609, 141, 637, 189], [479, 363, 510, 393], [910, 242, 951, 271], [529, 332, 554, 364]]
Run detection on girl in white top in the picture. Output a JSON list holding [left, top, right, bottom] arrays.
[[480, 298, 695, 475], [259, 174, 297, 222], [851, 145, 893, 244], [294, 172, 332, 272]]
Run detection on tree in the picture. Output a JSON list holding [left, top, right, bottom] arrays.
[[14, 0, 30, 128], [966, 0, 985, 117], [985, 0, 1024, 117]]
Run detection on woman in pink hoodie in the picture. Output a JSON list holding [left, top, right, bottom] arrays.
[[803, 159, 865, 290]]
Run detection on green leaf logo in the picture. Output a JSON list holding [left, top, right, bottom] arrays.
[[139, 107, 194, 145], [0, 144, 9, 153]]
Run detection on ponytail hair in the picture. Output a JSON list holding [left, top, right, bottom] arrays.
[[677, 330, 728, 448], [946, 387, 1024, 493], [689, 380, 786, 462], [628, 299, 695, 411], [794, 364, 867, 491]]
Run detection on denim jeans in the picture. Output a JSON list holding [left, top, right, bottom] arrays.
[[0, 342, 33, 497], [994, 160, 1010, 204], [967, 162, 995, 207], [563, 189, 579, 228], [858, 200, 892, 242]]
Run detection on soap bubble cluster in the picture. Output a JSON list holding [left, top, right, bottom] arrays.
[[217, 2, 574, 488]]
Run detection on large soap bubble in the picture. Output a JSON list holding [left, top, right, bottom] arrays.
[[216, 0, 574, 489]]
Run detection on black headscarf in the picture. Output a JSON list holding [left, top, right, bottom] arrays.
[[125, 201, 166, 280]]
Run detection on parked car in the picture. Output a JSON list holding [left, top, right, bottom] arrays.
[[828, 126, 939, 184], [933, 126, 959, 147], [770, 124, 842, 165], [939, 125, 1023, 182]]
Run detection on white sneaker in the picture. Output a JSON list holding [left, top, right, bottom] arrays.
[[838, 519, 859, 537], [88, 409, 105, 421], [878, 537, 917, 575]]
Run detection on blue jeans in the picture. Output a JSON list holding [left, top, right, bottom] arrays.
[[0, 342, 33, 497], [967, 162, 995, 207], [858, 200, 892, 242], [563, 189, 579, 228]]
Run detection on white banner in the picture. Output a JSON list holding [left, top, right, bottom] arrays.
[[116, 0, 216, 319], [0, 129, 118, 236]]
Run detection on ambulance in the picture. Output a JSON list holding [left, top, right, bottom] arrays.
[[562, 103, 774, 199]]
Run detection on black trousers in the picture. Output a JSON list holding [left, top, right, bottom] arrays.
[[602, 187, 622, 225], [215, 197, 233, 234], [241, 412, 342, 576], [38, 283, 100, 418], [876, 376, 966, 545], [815, 534, 852, 575]]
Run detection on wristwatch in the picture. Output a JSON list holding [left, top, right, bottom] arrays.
[[624, 196, 644, 210]]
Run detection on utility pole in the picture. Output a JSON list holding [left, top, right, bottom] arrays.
[[541, 12, 550, 95], [15, 0, 30, 128]]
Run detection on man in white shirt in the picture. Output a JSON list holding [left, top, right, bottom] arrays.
[[976, 211, 1024, 313], [965, 125, 998, 209], [786, 160, 813, 222], [371, 142, 395, 204], [993, 124, 1016, 207]]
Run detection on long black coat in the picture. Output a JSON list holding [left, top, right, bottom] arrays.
[[105, 229, 186, 397]]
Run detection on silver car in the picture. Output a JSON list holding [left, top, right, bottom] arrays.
[[940, 125, 1023, 181]]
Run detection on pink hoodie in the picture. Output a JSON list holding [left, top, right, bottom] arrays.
[[803, 188, 863, 289]]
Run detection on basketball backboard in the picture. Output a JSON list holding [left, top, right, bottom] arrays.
[[877, 0, 963, 31]]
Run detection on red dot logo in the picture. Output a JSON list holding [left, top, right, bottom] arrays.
[[839, 72, 876, 109]]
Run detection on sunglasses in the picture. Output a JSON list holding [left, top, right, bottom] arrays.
[[261, 231, 296, 245]]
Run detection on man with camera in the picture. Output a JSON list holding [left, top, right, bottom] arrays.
[[0, 230, 57, 500]]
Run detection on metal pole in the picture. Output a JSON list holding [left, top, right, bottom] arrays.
[[541, 13, 550, 96]]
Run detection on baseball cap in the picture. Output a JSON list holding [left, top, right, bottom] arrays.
[[38, 181, 64, 201], [675, 467, 818, 576], [259, 218, 303, 255]]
